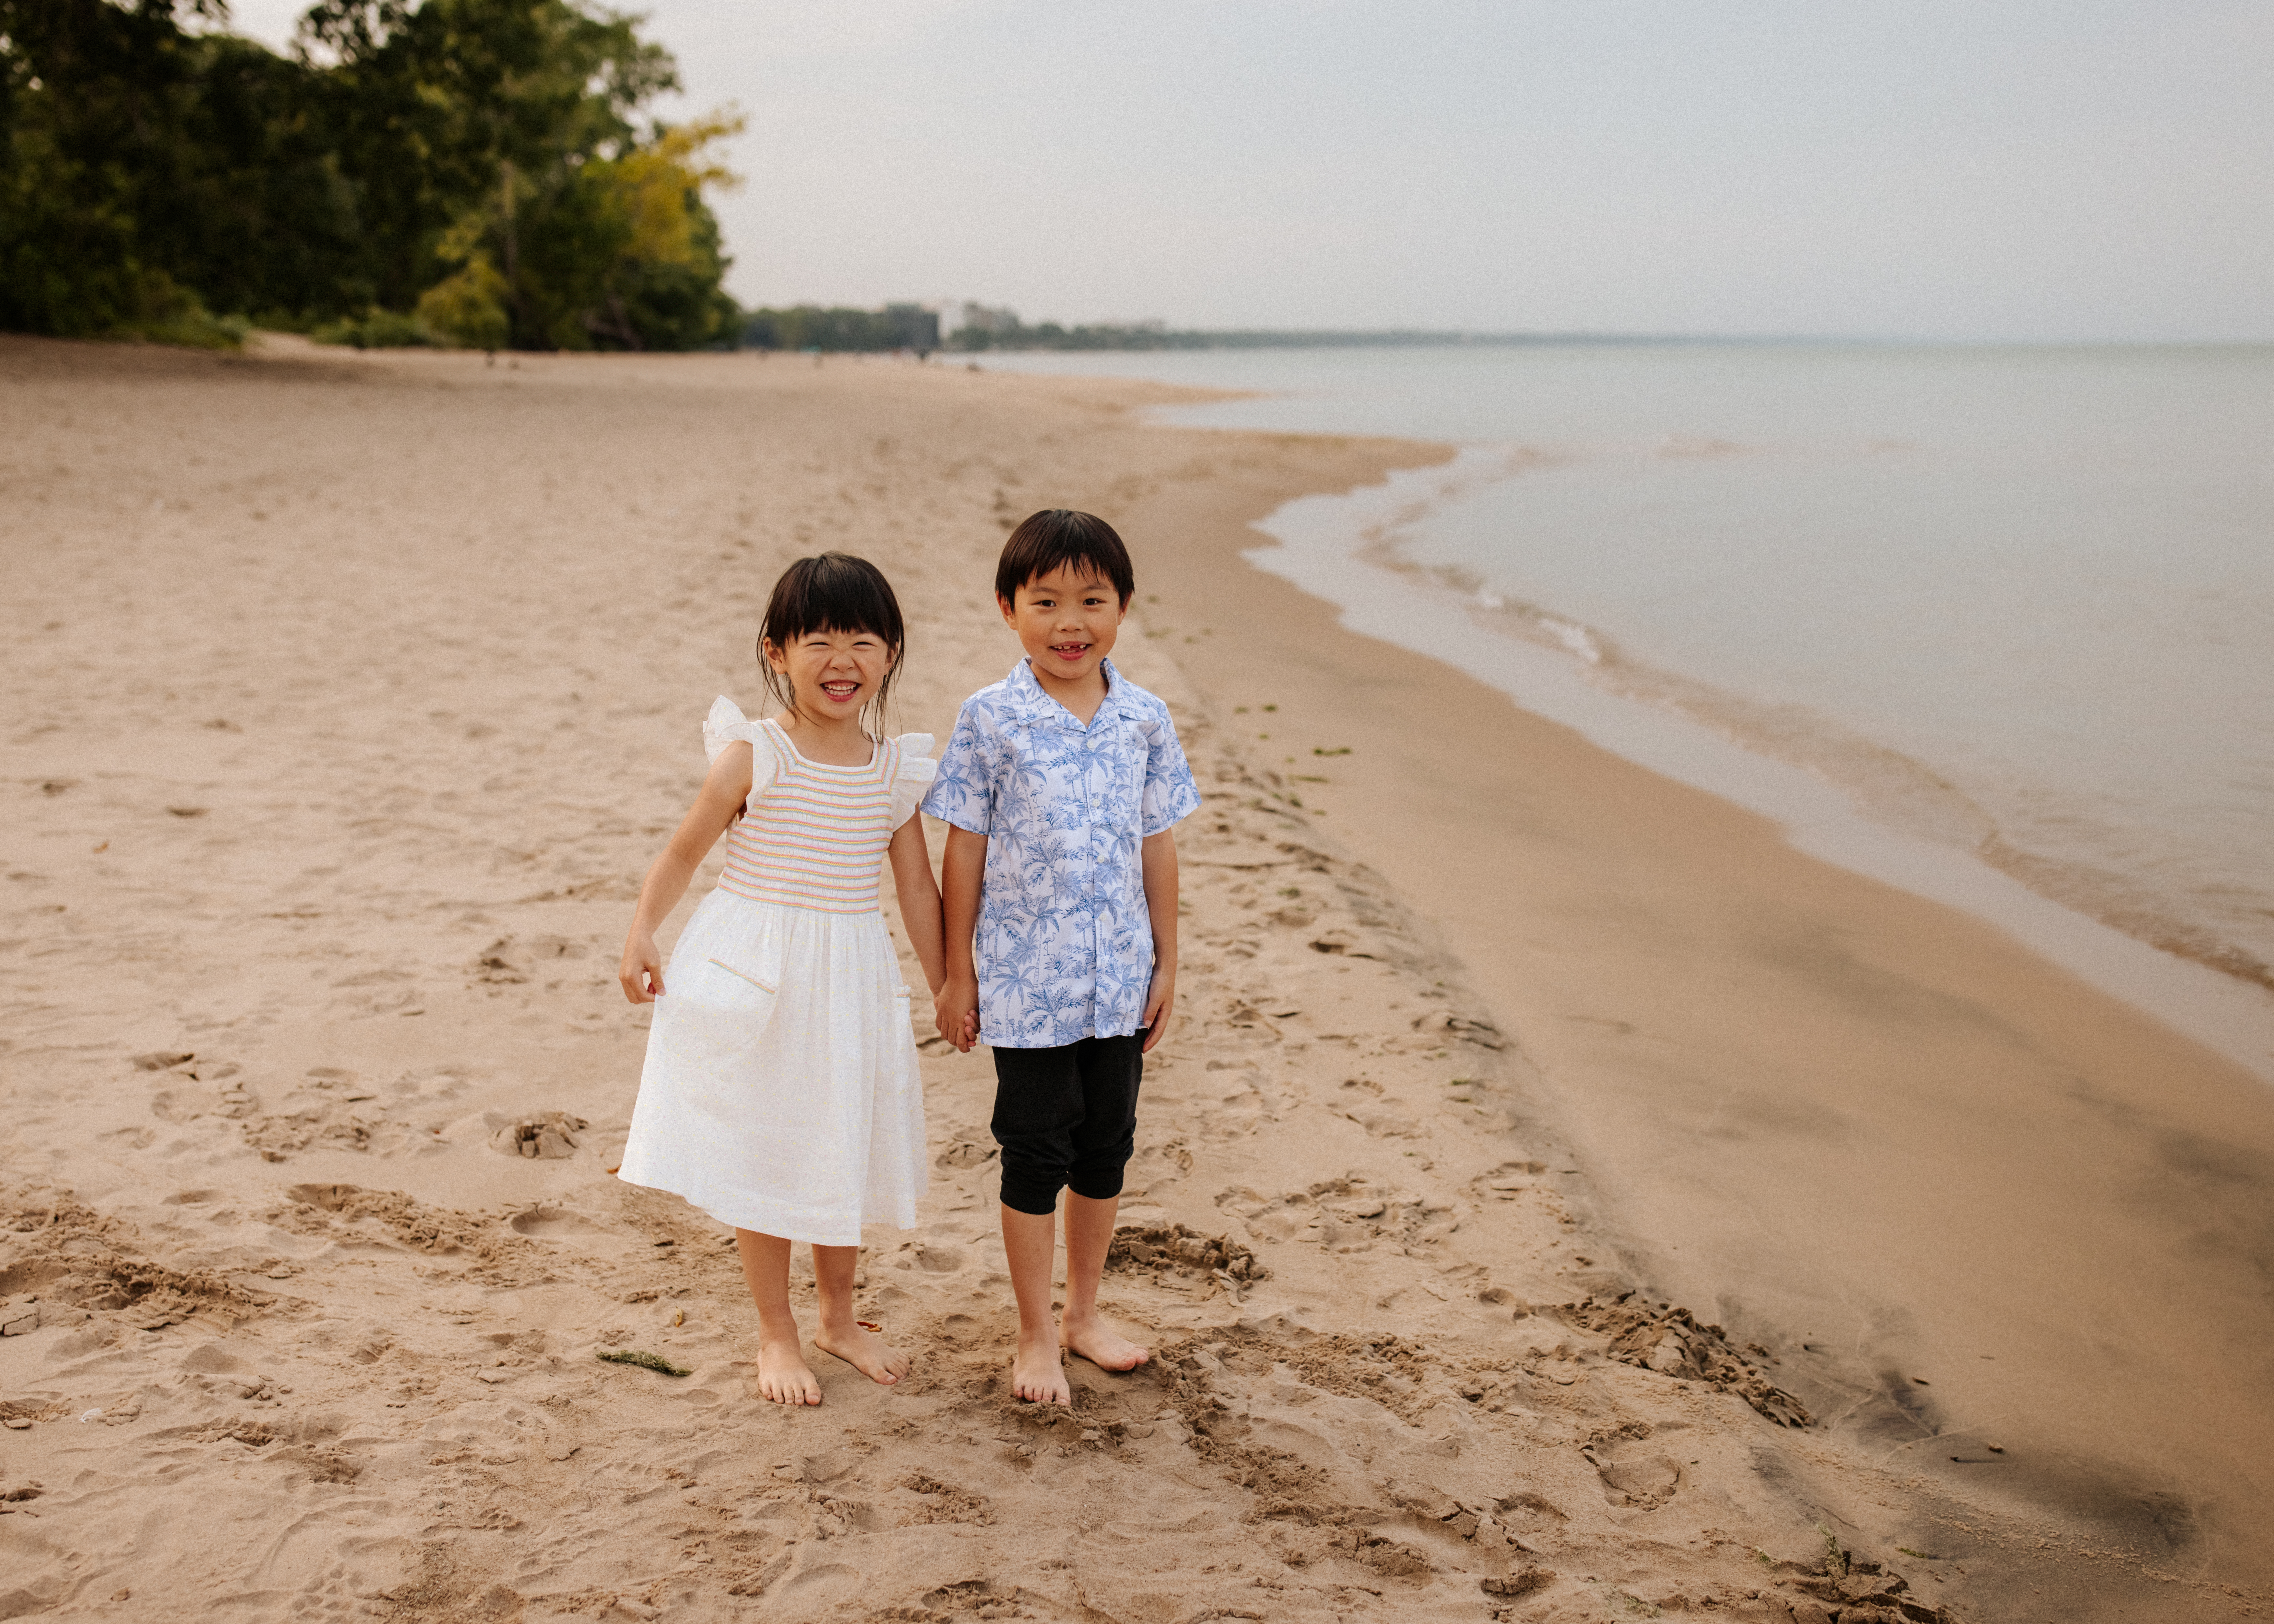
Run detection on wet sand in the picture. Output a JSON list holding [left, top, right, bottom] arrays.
[[1120, 426, 2274, 1618], [0, 334, 2267, 1621]]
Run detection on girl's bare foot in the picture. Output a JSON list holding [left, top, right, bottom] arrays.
[[757, 1336, 824, 1406], [1063, 1313, 1150, 1373], [814, 1320, 910, 1386], [1012, 1330, 1072, 1405]]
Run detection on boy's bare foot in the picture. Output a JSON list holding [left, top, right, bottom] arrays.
[[814, 1320, 910, 1386], [757, 1337, 824, 1406], [1012, 1332, 1072, 1405], [1062, 1314, 1151, 1373]]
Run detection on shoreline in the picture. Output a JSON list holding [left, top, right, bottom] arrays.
[[1242, 452, 2274, 1082], [3, 336, 2268, 1620]]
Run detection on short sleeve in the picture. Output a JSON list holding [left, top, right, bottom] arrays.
[[702, 696, 778, 799], [888, 733, 938, 829], [1139, 706, 1201, 836], [921, 701, 1000, 834]]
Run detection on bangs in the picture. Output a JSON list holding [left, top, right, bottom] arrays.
[[762, 552, 906, 650], [995, 510, 1135, 604]]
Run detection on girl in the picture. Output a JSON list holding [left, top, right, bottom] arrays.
[[616, 552, 944, 1407]]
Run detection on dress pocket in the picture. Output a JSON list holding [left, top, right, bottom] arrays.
[[654, 952, 782, 1073], [705, 957, 780, 1003]]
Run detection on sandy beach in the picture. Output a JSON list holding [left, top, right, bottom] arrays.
[[4, 335, 2270, 1624]]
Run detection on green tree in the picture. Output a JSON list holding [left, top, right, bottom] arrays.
[[0, 0, 353, 338], [0, 0, 741, 349], [424, 107, 743, 350], [299, 0, 738, 349]]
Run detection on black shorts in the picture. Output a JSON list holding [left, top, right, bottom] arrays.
[[990, 1033, 1146, 1216]]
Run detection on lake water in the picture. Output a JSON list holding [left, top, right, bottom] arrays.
[[969, 342, 2274, 1070]]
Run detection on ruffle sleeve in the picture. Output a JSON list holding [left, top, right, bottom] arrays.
[[889, 732, 939, 829], [702, 696, 778, 798]]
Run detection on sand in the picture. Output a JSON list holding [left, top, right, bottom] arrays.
[[0, 334, 2267, 1623]]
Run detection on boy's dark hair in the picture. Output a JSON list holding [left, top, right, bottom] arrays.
[[995, 510, 1135, 606], [757, 552, 906, 736]]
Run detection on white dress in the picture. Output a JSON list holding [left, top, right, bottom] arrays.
[[617, 697, 934, 1246]]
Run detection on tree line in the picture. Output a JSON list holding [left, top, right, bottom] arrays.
[[942, 311, 1612, 352], [0, 0, 741, 351], [741, 303, 939, 353]]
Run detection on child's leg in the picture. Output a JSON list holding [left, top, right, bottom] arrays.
[[1061, 1192, 1148, 1370], [998, 1201, 1070, 1404], [991, 1044, 1085, 1405], [734, 1228, 822, 1407], [1059, 1032, 1151, 1370], [810, 1244, 910, 1386]]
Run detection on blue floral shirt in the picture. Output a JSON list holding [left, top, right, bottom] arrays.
[[922, 657, 1201, 1048]]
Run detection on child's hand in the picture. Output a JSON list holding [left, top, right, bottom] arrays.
[[935, 976, 979, 1053], [1140, 966, 1176, 1053], [620, 934, 665, 1004]]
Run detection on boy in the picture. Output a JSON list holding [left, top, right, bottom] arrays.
[[926, 509, 1200, 1406]]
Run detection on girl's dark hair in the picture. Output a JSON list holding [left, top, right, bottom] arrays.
[[758, 552, 907, 736], [995, 510, 1135, 605]]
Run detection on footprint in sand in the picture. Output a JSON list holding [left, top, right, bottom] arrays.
[[213, 1069, 419, 1163], [1587, 1436, 1684, 1510], [1215, 1184, 1317, 1243], [935, 1312, 984, 1345], [468, 933, 591, 989], [506, 1207, 606, 1239], [1473, 1160, 1548, 1200], [1494, 1489, 1569, 1538]]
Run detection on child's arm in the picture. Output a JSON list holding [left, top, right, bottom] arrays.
[[618, 742, 753, 1004], [1139, 827, 1179, 1052], [887, 815, 949, 997], [935, 825, 987, 1051]]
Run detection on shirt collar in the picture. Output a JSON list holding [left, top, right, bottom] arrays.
[[1006, 656, 1126, 729]]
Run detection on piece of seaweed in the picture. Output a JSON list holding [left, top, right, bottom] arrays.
[[597, 1349, 690, 1377]]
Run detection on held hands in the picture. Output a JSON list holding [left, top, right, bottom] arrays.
[[619, 933, 665, 1004], [934, 975, 980, 1053]]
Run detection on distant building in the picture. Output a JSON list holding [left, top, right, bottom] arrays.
[[941, 301, 1019, 339]]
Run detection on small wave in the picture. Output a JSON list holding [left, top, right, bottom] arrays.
[[1538, 614, 1603, 665], [1450, 572, 2274, 995], [1978, 837, 2274, 995]]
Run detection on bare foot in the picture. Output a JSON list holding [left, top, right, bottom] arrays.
[[1012, 1332, 1071, 1405], [1063, 1314, 1151, 1373], [814, 1320, 910, 1386], [757, 1336, 823, 1406]]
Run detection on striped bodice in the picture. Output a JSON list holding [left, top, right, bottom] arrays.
[[718, 722, 903, 915]]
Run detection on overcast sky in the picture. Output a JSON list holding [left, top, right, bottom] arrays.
[[224, 1, 2273, 341]]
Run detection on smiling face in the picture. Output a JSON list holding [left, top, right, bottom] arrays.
[[1001, 564, 1128, 690], [763, 626, 898, 726]]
